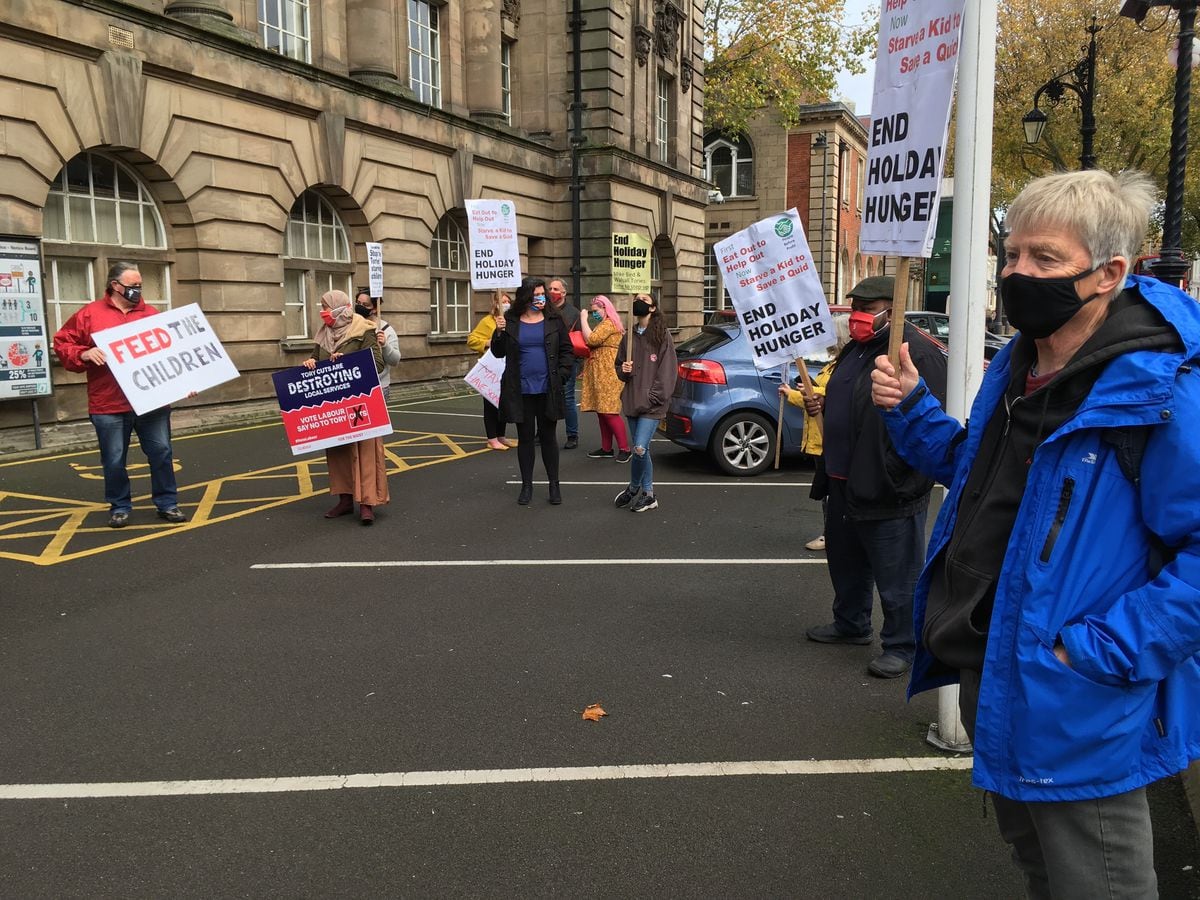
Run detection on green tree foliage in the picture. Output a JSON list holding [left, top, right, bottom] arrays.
[[704, 0, 875, 135], [991, 0, 1196, 248]]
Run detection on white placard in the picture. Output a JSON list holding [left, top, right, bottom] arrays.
[[366, 242, 384, 298], [714, 210, 836, 371], [0, 238, 52, 399], [465, 200, 522, 290], [860, 0, 965, 257], [464, 349, 505, 408], [91, 303, 240, 415]]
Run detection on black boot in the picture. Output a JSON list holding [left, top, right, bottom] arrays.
[[548, 482, 562, 505], [517, 483, 533, 505]]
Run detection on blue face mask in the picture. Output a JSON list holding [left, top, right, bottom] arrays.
[[531, 296, 547, 311]]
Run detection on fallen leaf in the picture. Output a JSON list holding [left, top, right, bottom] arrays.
[[581, 703, 607, 722]]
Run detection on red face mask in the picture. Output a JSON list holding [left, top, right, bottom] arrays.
[[848, 309, 888, 343], [320, 309, 336, 326]]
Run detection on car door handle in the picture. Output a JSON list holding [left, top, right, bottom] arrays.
[[763, 372, 782, 381]]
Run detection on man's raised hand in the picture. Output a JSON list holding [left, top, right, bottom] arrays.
[[871, 342, 919, 409]]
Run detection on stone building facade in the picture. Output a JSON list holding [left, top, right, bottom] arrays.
[[703, 102, 907, 315], [0, 0, 708, 438]]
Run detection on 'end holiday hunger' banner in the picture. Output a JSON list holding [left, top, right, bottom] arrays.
[[714, 210, 835, 371], [465, 200, 522, 290], [611, 233, 651, 294], [0, 238, 52, 400], [272, 349, 392, 455], [860, 0, 965, 257], [90, 303, 239, 415]]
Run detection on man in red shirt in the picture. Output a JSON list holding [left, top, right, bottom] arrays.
[[53, 262, 186, 528]]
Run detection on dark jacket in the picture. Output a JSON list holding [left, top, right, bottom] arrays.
[[615, 327, 678, 419], [815, 322, 947, 520], [491, 308, 573, 422]]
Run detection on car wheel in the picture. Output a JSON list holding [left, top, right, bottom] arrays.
[[711, 411, 775, 476]]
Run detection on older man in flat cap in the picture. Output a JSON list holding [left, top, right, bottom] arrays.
[[801, 275, 947, 678]]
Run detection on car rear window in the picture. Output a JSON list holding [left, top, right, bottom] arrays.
[[676, 325, 734, 359]]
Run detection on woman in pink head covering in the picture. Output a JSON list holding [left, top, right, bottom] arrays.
[[578, 294, 631, 461], [301, 290, 389, 525]]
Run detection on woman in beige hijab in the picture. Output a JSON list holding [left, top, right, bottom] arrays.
[[302, 290, 389, 524]]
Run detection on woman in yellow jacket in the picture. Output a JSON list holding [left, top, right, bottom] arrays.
[[466, 290, 516, 450]]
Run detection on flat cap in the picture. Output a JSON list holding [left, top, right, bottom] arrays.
[[847, 275, 895, 301]]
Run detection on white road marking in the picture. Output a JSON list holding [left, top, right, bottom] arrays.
[[0, 756, 973, 801], [390, 410, 487, 418], [506, 480, 813, 487], [392, 395, 472, 408], [251, 558, 828, 570]]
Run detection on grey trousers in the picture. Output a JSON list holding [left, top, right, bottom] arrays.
[[959, 668, 1158, 899]]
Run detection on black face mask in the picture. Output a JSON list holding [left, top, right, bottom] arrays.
[[115, 284, 142, 305], [1000, 266, 1101, 339], [632, 299, 652, 317], [354, 303, 374, 318]]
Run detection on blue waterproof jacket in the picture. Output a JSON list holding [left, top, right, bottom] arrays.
[[882, 276, 1200, 802]]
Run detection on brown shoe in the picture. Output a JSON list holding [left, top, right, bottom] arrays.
[[324, 495, 353, 518], [359, 504, 375, 526]]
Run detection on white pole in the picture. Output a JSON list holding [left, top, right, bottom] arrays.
[[928, 0, 997, 754]]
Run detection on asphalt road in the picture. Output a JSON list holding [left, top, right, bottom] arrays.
[[1, 393, 1196, 898]]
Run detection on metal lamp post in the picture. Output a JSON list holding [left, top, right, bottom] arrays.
[[1021, 17, 1100, 170], [814, 131, 829, 297]]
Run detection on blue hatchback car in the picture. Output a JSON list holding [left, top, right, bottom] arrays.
[[664, 321, 828, 476]]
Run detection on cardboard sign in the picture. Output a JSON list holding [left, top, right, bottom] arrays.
[[464, 349, 505, 408], [0, 238, 52, 399], [272, 349, 393, 455], [90, 303, 239, 415], [860, 0, 965, 257], [610, 233, 652, 294], [366, 242, 384, 298], [714, 209, 836, 370], [465, 200, 522, 289]]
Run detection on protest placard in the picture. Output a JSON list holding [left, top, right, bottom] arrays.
[[271, 349, 393, 455], [713, 210, 835, 371], [90, 303, 239, 415], [366, 242, 384, 298], [464, 349, 505, 408], [465, 200, 522, 290], [860, 0, 965, 257], [0, 238, 52, 400], [610, 233, 652, 294]]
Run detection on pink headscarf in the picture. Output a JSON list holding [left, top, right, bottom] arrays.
[[590, 295, 624, 334]]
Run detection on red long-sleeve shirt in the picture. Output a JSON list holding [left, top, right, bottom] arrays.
[[53, 295, 162, 414]]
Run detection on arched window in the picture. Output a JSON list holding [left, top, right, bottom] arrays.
[[703, 132, 754, 198], [42, 152, 172, 331], [650, 236, 677, 328], [429, 214, 471, 335], [283, 190, 352, 339]]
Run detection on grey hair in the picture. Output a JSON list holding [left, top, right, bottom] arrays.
[[832, 313, 851, 352], [1005, 170, 1156, 268], [105, 261, 139, 290], [547, 276, 567, 289]]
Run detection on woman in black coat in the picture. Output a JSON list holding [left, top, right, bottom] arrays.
[[490, 276, 574, 505]]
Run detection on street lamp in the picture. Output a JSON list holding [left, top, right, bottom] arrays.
[[813, 131, 829, 297], [1120, 0, 1197, 288], [1022, 17, 1100, 170]]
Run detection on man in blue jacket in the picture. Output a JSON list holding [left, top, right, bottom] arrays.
[[871, 169, 1200, 896]]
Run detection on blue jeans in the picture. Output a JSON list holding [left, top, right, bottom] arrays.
[[626, 416, 660, 495], [824, 478, 925, 659], [89, 408, 178, 513], [563, 359, 579, 437]]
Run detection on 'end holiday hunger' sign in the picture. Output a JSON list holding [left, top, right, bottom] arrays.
[[860, 0, 965, 257], [271, 349, 392, 455], [90, 303, 240, 415], [610, 233, 652, 294], [714, 210, 835, 370], [465, 200, 522, 290]]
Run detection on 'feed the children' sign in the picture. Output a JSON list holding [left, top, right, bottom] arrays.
[[714, 210, 835, 370]]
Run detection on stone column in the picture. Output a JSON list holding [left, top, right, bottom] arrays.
[[465, 0, 505, 124], [347, 0, 399, 87], [164, 0, 251, 42]]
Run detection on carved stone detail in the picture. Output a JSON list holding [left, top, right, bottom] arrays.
[[502, 0, 520, 27], [653, 0, 683, 61], [680, 58, 693, 92], [634, 25, 653, 67]]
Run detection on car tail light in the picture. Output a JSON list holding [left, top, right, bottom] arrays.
[[678, 359, 727, 385], [669, 413, 692, 434]]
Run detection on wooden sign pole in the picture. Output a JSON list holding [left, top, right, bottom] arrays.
[[887, 258, 911, 374], [797, 361, 824, 436], [774, 361, 788, 470]]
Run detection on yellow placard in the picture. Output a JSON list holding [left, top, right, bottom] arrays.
[[610, 233, 652, 294]]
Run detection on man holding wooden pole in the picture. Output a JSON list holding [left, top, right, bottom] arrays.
[[802, 275, 947, 678]]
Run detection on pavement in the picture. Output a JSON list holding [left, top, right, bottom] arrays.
[[1, 392, 1197, 898]]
